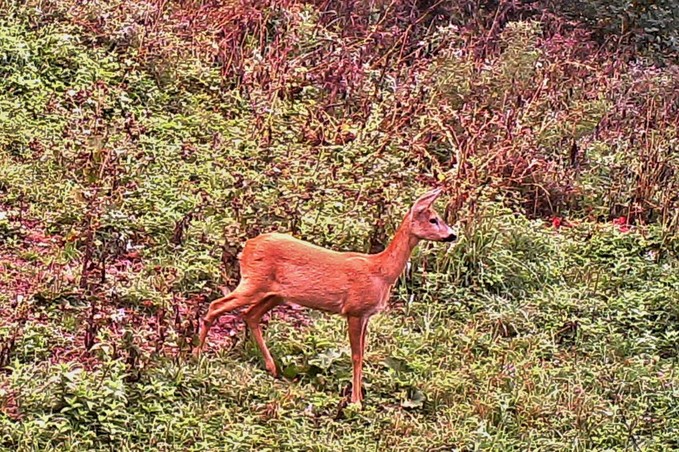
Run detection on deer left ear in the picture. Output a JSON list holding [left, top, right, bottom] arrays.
[[412, 188, 442, 214]]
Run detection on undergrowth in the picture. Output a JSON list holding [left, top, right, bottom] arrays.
[[1, 0, 678, 450]]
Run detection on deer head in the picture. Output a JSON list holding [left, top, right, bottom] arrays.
[[409, 188, 457, 242]]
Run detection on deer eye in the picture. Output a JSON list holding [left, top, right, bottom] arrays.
[[429, 218, 438, 224]]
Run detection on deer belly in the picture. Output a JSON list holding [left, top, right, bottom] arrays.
[[291, 297, 345, 314], [282, 290, 346, 315]]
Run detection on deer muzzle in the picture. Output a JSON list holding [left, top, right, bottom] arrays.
[[442, 232, 457, 242]]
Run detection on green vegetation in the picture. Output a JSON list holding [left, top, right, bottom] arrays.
[[1, 0, 678, 450]]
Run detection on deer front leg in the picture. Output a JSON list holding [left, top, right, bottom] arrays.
[[347, 315, 369, 406]]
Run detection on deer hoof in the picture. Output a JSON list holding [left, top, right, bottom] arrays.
[[349, 399, 363, 410], [266, 363, 278, 377]]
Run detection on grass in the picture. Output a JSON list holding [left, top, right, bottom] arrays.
[[1, 1, 679, 450], [2, 207, 677, 450]]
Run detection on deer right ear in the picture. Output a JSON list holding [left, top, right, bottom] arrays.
[[412, 188, 442, 214]]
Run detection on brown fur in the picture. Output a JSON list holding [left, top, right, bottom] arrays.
[[195, 189, 456, 406]]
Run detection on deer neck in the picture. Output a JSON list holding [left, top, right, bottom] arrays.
[[371, 212, 420, 284]]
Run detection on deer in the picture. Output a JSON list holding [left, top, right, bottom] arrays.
[[194, 188, 456, 406]]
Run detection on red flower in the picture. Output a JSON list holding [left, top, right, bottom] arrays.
[[551, 216, 572, 229], [126, 250, 141, 260], [612, 216, 630, 233]]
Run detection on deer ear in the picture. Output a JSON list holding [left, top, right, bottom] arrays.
[[412, 188, 442, 213]]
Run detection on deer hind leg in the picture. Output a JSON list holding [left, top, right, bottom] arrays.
[[243, 296, 283, 376], [195, 285, 271, 354]]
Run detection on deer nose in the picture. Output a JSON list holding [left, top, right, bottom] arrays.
[[442, 233, 457, 242]]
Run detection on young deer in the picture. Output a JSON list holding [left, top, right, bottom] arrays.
[[195, 189, 456, 406]]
